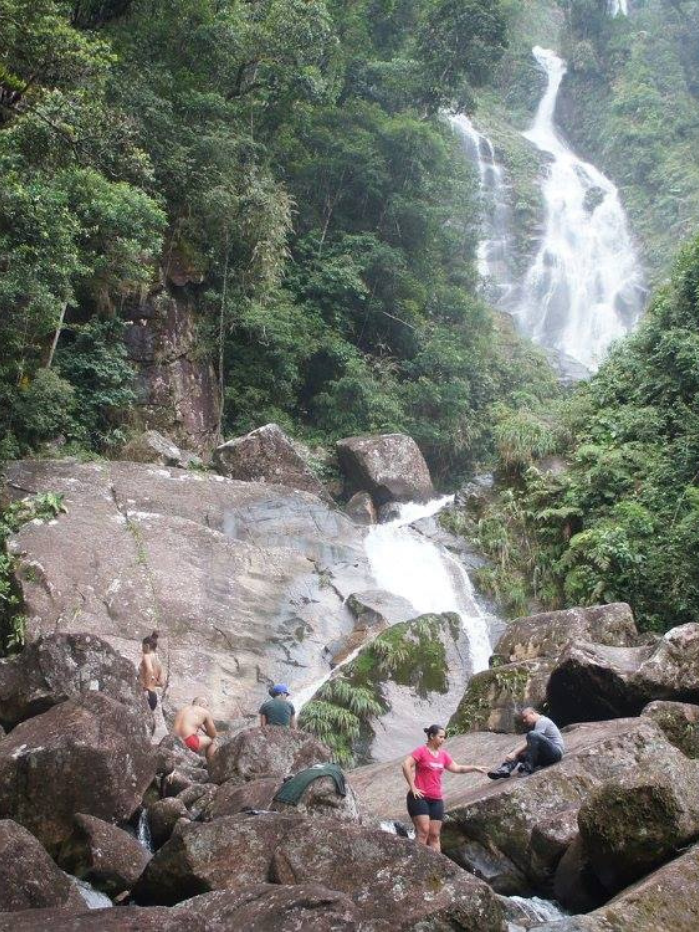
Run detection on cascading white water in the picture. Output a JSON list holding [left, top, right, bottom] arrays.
[[450, 114, 517, 309], [506, 895, 568, 924], [71, 877, 113, 909], [296, 496, 493, 711], [364, 497, 492, 673], [517, 46, 645, 373], [609, 0, 629, 16]]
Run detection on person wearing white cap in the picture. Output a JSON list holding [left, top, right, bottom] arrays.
[[259, 684, 297, 729]]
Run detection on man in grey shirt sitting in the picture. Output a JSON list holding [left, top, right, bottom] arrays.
[[488, 707, 565, 779]]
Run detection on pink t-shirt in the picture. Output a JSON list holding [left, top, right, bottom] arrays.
[[411, 746, 454, 799]]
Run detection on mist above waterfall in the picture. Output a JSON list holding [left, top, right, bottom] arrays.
[[515, 46, 645, 373]]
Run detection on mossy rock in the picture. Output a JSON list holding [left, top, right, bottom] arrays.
[[642, 701, 699, 759], [448, 659, 553, 735]]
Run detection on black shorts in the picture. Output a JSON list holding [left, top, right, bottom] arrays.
[[406, 792, 444, 821], [146, 689, 158, 711]]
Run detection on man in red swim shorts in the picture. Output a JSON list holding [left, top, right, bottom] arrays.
[[173, 697, 218, 764]]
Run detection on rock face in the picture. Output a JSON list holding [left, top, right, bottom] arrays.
[[344, 491, 377, 525], [0, 693, 156, 853], [0, 633, 148, 731], [4, 459, 375, 722], [577, 756, 699, 893], [449, 659, 554, 734], [0, 819, 83, 912], [336, 433, 434, 505], [493, 603, 639, 664], [213, 424, 329, 500], [547, 623, 699, 726], [209, 726, 332, 785], [641, 700, 699, 757], [122, 285, 219, 455], [535, 843, 699, 932], [133, 813, 505, 930], [121, 430, 201, 470], [58, 813, 151, 896]]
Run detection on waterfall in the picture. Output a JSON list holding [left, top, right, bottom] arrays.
[[364, 498, 492, 673], [136, 807, 154, 853], [450, 114, 517, 309], [515, 46, 645, 373], [296, 496, 493, 711], [609, 0, 629, 16]]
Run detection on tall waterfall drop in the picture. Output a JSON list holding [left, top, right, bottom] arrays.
[[450, 115, 516, 309], [516, 46, 645, 373]]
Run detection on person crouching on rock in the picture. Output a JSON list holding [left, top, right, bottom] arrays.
[[174, 697, 218, 764], [259, 684, 297, 729], [488, 707, 565, 779], [139, 631, 165, 711], [402, 724, 488, 852]]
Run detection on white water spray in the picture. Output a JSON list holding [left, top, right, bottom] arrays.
[[364, 498, 492, 673], [450, 114, 516, 309], [609, 0, 629, 16], [517, 46, 644, 372]]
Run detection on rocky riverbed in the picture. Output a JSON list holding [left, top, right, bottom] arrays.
[[1, 437, 698, 929]]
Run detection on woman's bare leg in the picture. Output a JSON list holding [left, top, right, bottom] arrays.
[[412, 814, 430, 846]]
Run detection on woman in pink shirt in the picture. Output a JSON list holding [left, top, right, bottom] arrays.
[[402, 724, 487, 851]]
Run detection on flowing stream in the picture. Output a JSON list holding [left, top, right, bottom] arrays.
[[506, 895, 568, 928], [609, 0, 629, 15], [450, 114, 517, 309], [516, 46, 645, 372]]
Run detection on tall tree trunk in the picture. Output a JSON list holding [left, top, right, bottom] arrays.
[[46, 301, 68, 369]]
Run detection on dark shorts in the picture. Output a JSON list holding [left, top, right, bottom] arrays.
[[146, 690, 158, 711], [406, 792, 444, 821]]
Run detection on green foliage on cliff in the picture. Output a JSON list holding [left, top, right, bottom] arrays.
[[0, 0, 558, 483], [558, 0, 699, 280], [462, 232, 699, 633]]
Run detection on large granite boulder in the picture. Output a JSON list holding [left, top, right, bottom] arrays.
[[641, 700, 699, 757], [535, 843, 699, 932], [269, 819, 504, 931], [213, 424, 329, 500], [0, 819, 83, 912], [336, 433, 434, 505], [493, 603, 639, 665], [577, 755, 699, 893], [0, 633, 148, 732], [132, 813, 303, 904], [205, 777, 279, 820], [547, 624, 699, 726], [448, 659, 554, 734], [208, 726, 332, 786], [147, 796, 190, 849], [134, 813, 504, 930], [0, 885, 361, 931], [57, 813, 151, 896], [0, 693, 156, 853], [3, 459, 375, 723]]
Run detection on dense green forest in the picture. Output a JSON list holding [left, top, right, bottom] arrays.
[[455, 233, 699, 634], [0, 0, 557, 481]]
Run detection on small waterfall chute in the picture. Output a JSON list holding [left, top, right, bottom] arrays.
[[71, 876, 113, 909], [609, 0, 629, 16], [136, 807, 154, 853]]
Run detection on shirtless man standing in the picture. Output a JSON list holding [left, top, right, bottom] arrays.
[[173, 697, 218, 764], [139, 633, 165, 711]]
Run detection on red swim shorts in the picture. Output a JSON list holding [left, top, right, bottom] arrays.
[[184, 734, 201, 752]]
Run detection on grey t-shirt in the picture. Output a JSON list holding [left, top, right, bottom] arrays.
[[534, 715, 565, 753], [259, 696, 295, 726]]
